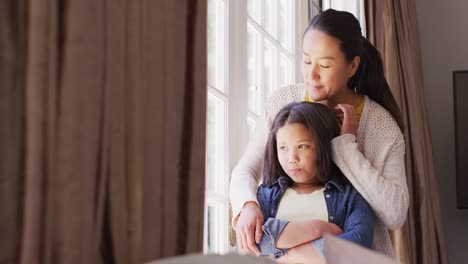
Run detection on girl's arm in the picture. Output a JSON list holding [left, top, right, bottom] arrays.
[[277, 243, 326, 264], [336, 190, 374, 248], [276, 220, 342, 249], [332, 134, 409, 230]]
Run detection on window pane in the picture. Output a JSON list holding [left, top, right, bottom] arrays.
[[247, 0, 261, 25], [263, 0, 275, 37], [247, 117, 256, 142], [278, 0, 293, 52], [207, 0, 225, 92], [247, 26, 262, 115], [279, 54, 292, 88], [331, 0, 358, 17], [206, 92, 226, 193], [264, 40, 274, 97], [206, 204, 225, 254], [311, 0, 321, 7]]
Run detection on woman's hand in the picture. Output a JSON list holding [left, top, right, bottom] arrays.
[[335, 104, 359, 136], [235, 202, 264, 256]]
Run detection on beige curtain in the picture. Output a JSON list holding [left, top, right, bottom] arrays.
[[0, 0, 206, 263], [365, 1, 448, 263], [0, 0, 25, 263]]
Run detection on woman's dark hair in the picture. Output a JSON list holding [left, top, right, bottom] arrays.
[[305, 9, 404, 131], [262, 102, 340, 186]]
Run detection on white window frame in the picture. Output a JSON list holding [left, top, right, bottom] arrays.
[[205, 0, 310, 254]]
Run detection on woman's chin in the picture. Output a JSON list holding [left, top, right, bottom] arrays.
[[307, 90, 326, 102]]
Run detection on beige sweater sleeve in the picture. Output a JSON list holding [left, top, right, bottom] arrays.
[[229, 109, 268, 220], [331, 134, 409, 230]]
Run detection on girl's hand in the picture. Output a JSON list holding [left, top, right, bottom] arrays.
[[335, 104, 359, 136], [310, 220, 342, 237], [319, 222, 343, 236], [235, 202, 264, 256]]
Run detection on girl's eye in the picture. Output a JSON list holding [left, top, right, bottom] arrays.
[[320, 64, 330, 68], [279, 146, 286, 151], [303, 61, 311, 65], [298, 144, 308, 149]]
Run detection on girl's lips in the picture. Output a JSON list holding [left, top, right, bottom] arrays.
[[290, 168, 301, 174]]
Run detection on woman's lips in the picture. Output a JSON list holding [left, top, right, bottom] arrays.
[[310, 85, 323, 90]]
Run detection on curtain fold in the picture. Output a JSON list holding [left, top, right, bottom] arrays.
[[365, 1, 448, 263], [139, 0, 207, 261], [0, 0, 206, 263], [0, 0, 25, 263]]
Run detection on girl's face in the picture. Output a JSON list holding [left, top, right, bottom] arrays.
[[276, 123, 319, 186], [301, 29, 360, 103]]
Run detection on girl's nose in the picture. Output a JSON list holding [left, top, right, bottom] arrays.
[[288, 151, 298, 164]]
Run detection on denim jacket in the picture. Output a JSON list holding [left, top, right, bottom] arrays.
[[257, 172, 374, 253]]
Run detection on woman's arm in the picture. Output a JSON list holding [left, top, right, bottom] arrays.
[[229, 112, 268, 221], [229, 85, 305, 254], [276, 220, 342, 249], [229, 111, 269, 255], [332, 134, 409, 230], [229, 84, 303, 221]]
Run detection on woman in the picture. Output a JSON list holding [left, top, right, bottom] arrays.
[[230, 9, 408, 258]]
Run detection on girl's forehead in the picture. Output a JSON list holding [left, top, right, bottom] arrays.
[[277, 123, 314, 138]]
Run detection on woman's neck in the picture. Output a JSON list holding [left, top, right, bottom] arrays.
[[324, 90, 364, 110]]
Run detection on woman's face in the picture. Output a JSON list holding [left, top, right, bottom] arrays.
[[301, 29, 359, 103]]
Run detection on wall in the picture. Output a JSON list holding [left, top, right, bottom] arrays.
[[415, 0, 468, 263]]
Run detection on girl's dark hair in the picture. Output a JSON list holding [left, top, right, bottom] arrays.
[[262, 102, 340, 186], [305, 9, 404, 131]]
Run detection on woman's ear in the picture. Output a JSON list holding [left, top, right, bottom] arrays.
[[348, 56, 361, 77]]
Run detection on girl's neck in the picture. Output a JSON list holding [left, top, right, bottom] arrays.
[[291, 182, 324, 194]]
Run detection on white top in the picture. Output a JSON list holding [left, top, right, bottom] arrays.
[[229, 83, 409, 257], [276, 187, 328, 222]]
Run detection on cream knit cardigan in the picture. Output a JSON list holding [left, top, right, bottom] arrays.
[[230, 83, 409, 257]]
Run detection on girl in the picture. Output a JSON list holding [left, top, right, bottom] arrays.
[[230, 9, 408, 258], [256, 102, 373, 264]]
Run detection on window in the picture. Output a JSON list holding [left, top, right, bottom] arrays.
[[206, 0, 229, 254], [246, 0, 297, 135], [205, 0, 309, 254]]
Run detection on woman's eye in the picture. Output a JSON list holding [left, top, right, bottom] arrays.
[[298, 145, 308, 149], [279, 146, 286, 151], [303, 61, 311, 65], [320, 64, 330, 68]]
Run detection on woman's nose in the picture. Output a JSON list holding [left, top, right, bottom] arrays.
[[310, 64, 320, 81]]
